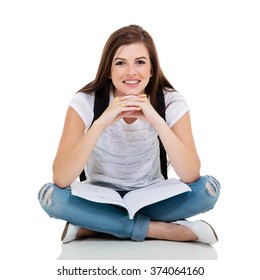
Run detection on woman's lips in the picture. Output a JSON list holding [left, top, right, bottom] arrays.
[[123, 79, 140, 86]]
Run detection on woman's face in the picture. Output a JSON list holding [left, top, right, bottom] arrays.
[[110, 43, 152, 97]]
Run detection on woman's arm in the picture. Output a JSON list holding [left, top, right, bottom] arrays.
[[121, 96, 201, 183], [52, 107, 105, 188], [153, 112, 201, 183], [52, 98, 144, 188]]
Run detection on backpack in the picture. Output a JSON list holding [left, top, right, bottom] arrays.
[[79, 90, 168, 181]]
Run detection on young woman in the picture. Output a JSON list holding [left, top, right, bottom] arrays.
[[38, 25, 220, 244]]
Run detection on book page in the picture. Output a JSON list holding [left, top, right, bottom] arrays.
[[70, 181, 127, 209], [123, 178, 191, 219]]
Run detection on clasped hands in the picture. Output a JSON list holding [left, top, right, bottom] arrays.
[[97, 94, 161, 127]]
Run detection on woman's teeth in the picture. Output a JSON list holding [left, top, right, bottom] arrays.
[[124, 80, 139, 84]]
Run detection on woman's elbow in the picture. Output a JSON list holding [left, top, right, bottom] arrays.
[[181, 173, 200, 184], [180, 163, 201, 184], [52, 174, 70, 189]]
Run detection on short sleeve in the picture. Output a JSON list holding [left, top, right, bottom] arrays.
[[164, 90, 190, 128], [69, 92, 95, 129]]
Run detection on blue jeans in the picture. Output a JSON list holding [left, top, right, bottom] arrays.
[[38, 175, 220, 242]]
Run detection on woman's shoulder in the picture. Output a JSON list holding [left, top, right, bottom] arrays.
[[163, 88, 190, 127], [71, 91, 95, 105], [163, 88, 187, 105], [69, 92, 95, 129]]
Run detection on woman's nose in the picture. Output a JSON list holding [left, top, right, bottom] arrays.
[[126, 64, 137, 75]]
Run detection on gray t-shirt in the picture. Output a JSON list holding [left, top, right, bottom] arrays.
[[69, 90, 189, 191]]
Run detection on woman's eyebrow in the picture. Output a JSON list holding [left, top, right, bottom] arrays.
[[135, 56, 148, 60], [113, 56, 148, 61]]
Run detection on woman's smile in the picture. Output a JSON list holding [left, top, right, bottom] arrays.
[[123, 79, 141, 86]]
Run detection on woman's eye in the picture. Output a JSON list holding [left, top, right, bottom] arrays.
[[115, 61, 125, 66], [136, 60, 146, 65]]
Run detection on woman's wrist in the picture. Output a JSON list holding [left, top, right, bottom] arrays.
[[152, 116, 168, 132], [91, 118, 108, 132]]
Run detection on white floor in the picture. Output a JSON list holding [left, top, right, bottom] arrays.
[[57, 235, 217, 260]]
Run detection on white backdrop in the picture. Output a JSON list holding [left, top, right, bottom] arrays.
[[1, 0, 259, 279]]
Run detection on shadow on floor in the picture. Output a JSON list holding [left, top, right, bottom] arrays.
[[57, 235, 217, 260]]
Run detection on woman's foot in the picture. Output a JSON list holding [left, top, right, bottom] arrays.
[[76, 227, 97, 239], [146, 221, 198, 242], [146, 220, 218, 244], [61, 222, 97, 243], [173, 220, 218, 244]]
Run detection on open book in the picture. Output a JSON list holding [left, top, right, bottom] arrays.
[[71, 178, 191, 219]]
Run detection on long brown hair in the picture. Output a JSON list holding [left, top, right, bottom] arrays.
[[79, 25, 175, 109]]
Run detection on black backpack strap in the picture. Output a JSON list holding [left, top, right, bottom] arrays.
[[157, 92, 168, 179], [92, 89, 110, 122], [79, 168, 87, 182], [79, 90, 109, 181]]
